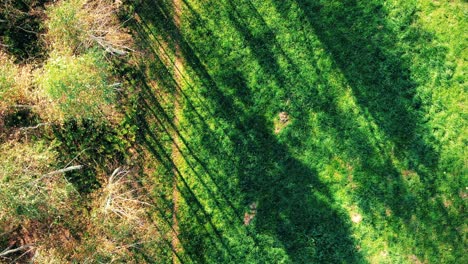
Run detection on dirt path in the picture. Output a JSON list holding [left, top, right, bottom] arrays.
[[171, 0, 183, 263]]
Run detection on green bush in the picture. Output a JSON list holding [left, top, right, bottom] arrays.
[[46, 0, 86, 53], [0, 140, 75, 224], [36, 50, 116, 121]]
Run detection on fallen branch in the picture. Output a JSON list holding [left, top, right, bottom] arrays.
[[89, 35, 129, 56], [15, 26, 38, 35], [30, 165, 84, 186], [19, 122, 50, 131], [0, 244, 33, 257], [11, 104, 35, 109], [45, 165, 83, 177]]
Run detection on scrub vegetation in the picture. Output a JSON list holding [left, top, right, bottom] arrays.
[[0, 0, 466, 263]]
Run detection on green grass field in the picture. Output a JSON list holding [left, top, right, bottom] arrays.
[[122, 0, 467, 263]]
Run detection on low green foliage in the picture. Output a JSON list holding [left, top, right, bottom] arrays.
[[52, 118, 135, 193], [46, 0, 85, 52], [0, 53, 17, 109], [0, 140, 75, 224], [36, 50, 115, 121]]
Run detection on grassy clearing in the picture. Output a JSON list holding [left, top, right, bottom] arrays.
[[128, 0, 466, 263]]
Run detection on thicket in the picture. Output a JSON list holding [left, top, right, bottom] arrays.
[[36, 50, 116, 121], [0, 0, 159, 262], [0, 0, 48, 61]]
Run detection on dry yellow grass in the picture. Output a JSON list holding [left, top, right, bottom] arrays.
[[0, 52, 33, 111], [46, 0, 133, 55]]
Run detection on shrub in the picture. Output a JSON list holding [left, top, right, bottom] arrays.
[[0, 52, 32, 121], [0, 140, 76, 225], [66, 167, 163, 262], [46, 0, 132, 55], [39, 0, 133, 123], [45, 0, 85, 53], [0, 52, 17, 112], [35, 50, 116, 121]]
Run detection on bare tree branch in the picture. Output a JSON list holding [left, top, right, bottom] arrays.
[[0, 244, 33, 257], [11, 105, 35, 109], [19, 123, 50, 131], [44, 165, 83, 177], [15, 25, 38, 35], [30, 165, 84, 186]]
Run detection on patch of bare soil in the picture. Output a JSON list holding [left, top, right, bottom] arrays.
[[409, 254, 425, 264], [243, 202, 257, 225], [351, 213, 362, 224], [274, 111, 290, 134]]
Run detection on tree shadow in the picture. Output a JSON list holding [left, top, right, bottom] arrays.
[[175, 0, 462, 261], [123, 0, 465, 262], [117, 59, 240, 263], [121, 1, 367, 263], [185, 46, 362, 262], [172, 51, 363, 262], [222, 86, 364, 263], [287, 0, 441, 181], [265, 0, 462, 259]]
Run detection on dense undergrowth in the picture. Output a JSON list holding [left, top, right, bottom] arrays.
[[0, 0, 466, 263]]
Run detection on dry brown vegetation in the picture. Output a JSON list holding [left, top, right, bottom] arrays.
[[0, 140, 81, 262], [0, 52, 36, 138], [45, 0, 133, 55], [0, 1, 149, 262]]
